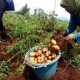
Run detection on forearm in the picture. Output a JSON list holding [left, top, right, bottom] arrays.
[[63, 26, 76, 36], [66, 25, 76, 34], [66, 15, 77, 34]]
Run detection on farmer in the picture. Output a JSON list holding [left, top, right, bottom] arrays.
[[0, 0, 15, 40], [60, 0, 80, 43]]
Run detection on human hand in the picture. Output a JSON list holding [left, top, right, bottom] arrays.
[[64, 34, 75, 41]]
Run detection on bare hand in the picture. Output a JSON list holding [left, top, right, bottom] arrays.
[[64, 34, 75, 41]]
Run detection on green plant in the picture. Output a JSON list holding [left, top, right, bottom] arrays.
[[71, 56, 80, 72], [16, 65, 25, 73], [7, 34, 41, 54]]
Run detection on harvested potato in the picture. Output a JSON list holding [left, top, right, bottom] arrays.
[[29, 52, 35, 57], [37, 49, 42, 56], [45, 57, 47, 61], [34, 58, 38, 63], [52, 53, 57, 59], [48, 43, 51, 47], [29, 47, 58, 64], [35, 52, 39, 57], [29, 57, 35, 63], [46, 60, 51, 63], [42, 47, 48, 53], [48, 56, 52, 60], [34, 48, 38, 52], [29, 38, 60, 64], [41, 54, 45, 58], [50, 39, 57, 45], [52, 45, 60, 51], [37, 56, 44, 63], [45, 51, 51, 57]]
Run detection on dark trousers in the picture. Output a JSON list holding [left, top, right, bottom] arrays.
[[0, 20, 5, 31]]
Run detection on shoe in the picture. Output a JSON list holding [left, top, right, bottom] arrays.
[[1, 32, 9, 40], [0, 31, 12, 42]]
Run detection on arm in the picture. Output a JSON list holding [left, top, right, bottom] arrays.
[[65, 15, 80, 42], [66, 15, 77, 34]]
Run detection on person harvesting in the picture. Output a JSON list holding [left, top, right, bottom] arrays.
[[60, 0, 80, 43], [0, 0, 15, 40]]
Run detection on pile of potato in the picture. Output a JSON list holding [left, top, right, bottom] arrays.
[[29, 39, 60, 64], [48, 39, 60, 52]]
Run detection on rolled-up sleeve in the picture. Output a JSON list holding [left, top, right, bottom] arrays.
[[75, 33, 80, 43], [66, 15, 77, 34]]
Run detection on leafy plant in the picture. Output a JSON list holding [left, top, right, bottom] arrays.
[[16, 65, 25, 73], [71, 56, 80, 72]]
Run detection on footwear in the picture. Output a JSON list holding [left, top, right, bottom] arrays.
[[0, 30, 12, 41], [0, 29, 13, 42], [1, 32, 9, 40]]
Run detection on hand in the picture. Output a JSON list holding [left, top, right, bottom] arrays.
[[64, 34, 75, 41]]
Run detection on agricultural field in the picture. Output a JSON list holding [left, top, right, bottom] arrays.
[[0, 6, 80, 80]]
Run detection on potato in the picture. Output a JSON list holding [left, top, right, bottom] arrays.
[[41, 54, 45, 58], [29, 42, 59, 63], [46, 60, 51, 63], [29, 52, 35, 57], [29, 57, 35, 63], [52, 53, 57, 59], [45, 51, 51, 57], [37, 49, 42, 56], [50, 39, 57, 45], [52, 45, 60, 51], [44, 57, 48, 62], [35, 52, 38, 57], [48, 56, 52, 60], [42, 47, 48, 53], [34, 58, 38, 63], [34, 48, 38, 52], [37, 56, 44, 63], [48, 43, 51, 47]]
